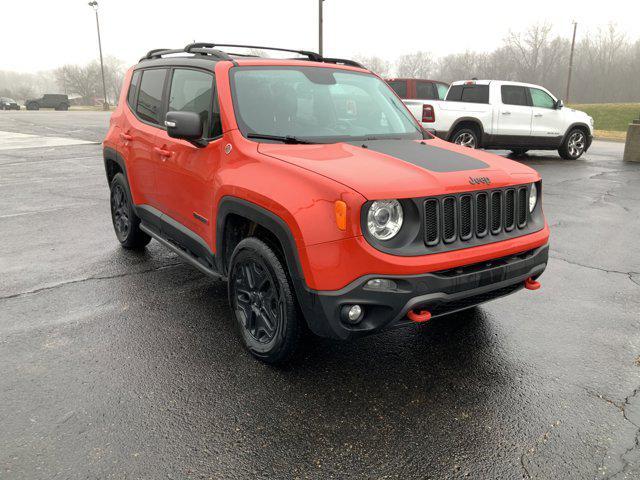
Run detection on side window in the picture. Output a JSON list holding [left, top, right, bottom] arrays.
[[387, 80, 408, 99], [446, 84, 489, 104], [436, 83, 449, 100], [529, 88, 555, 109], [136, 68, 167, 125], [127, 70, 141, 109], [501, 85, 529, 106], [168, 68, 218, 137], [415, 81, 437, 100]]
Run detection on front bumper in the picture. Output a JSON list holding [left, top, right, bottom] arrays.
[[302, 244, 548, 339]]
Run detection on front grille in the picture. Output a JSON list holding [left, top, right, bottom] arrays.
[[423, 186, 530, 248]]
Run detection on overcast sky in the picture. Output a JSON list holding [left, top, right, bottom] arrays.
[[2, 0, 639, 72]]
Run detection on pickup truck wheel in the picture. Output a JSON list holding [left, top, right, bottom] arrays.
[[559, 129, 587, 160], [228, 237, 301, 365], [451, 128, 478, 149], [109, 173, 151, 249]]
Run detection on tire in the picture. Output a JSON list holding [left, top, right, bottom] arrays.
[[451, 127, 479, 149], [109, 173, 151, 249], [559, 128, 587, 160], [228, 237, 302, 364], [56, 103, 69, 111], [510, 148, 529, 156], [27, 103, 39, 111]]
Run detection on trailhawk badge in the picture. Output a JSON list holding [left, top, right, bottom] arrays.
[[469, 176, 491, 185]]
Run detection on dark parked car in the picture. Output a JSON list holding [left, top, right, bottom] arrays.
[[0, 97, 20, 110], [385, 78, 449, 101], [25, 94, 70, 111]]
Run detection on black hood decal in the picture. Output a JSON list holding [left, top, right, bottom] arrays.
[[349, 140, 489, 172]]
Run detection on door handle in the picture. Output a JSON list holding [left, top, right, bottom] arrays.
[[534, 113, 543, 117], [153, 146, 172, 158], [502, 111, 511, 115], [120, 133, 133, 141]]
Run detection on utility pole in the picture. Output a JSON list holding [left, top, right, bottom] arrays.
[[88, 1, 109, 111], [565, 21, 578, 104], [318, 0, 324, 56]]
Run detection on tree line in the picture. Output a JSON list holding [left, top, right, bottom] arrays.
[[356, 23, 640, 104], [1, 23, 638, 105], [0, 56, 125, 105]]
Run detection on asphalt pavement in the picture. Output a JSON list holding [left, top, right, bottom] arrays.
[[1, 111, 639, 479]]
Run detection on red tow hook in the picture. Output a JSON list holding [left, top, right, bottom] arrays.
[[407, 309, 432, 323], [524, 277, 541, 290]]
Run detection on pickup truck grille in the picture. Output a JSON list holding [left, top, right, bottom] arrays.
[[423, 186, 530, 248]]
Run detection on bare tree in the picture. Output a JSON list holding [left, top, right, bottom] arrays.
[[354, 55, 391, 77], [55, 64, 101, 104], [396, 51, 434, 78]]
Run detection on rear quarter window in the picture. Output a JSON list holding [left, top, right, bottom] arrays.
[[127, 70, 141, 109], [446, 84, 489, 104]]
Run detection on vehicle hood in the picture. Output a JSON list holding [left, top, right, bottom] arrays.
[[258, 137, 540, 199]]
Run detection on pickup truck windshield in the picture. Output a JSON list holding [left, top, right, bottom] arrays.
[[231, 66, 423, 143]]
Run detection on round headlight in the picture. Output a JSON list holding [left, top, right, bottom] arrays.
[[529, 183, 538, 213], [367, 200, 403, 240]]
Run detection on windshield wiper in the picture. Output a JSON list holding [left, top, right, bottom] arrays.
[[247, 133, 315, 144]]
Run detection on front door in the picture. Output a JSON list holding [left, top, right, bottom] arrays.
[[529, 87, 563, 140], [154, 67, 223, 247]]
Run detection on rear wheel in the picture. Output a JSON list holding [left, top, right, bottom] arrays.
[[451, 128, 479, 149], [109, 173, 151, 249], [559, 128, 587, 160], [228, 237, 302, 364]]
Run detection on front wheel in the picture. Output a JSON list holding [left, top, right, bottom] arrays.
[[109, 173, 151, 249], [451, 128, 479, 149], [228, 238, 302, 364], [559, 129, 587, 160]]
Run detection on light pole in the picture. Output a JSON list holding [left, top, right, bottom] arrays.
[[565, 21, 578, 104], [88, 1, 109, 110], [318, 0, 324, 56]]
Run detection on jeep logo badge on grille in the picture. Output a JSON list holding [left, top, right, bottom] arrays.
[[469, 176, 491, 185]]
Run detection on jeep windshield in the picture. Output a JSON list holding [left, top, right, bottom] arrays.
[[231, 66, 424, 143]]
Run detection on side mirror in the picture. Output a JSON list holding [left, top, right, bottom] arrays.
[[165, 111, 207, 147], [555, 99, 564, 109]]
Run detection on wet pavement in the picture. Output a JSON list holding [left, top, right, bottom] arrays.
[[1, 111, 639, 479]]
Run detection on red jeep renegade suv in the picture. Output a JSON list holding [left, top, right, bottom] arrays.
[[103, 43, 549, 364]]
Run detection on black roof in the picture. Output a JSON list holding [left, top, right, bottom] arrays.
[[137, 42, 365, 70]]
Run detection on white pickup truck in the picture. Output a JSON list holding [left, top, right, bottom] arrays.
[[403, 80, 594, 160]]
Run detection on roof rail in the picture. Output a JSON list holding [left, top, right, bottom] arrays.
[[185, 43, 323, 62], [321, 57, 365, 68], [140, 42, 366, 69]]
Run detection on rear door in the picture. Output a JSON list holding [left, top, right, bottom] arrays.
[[529, 87, 563, 139], [497, 85, 532, 136], [119, 67, 167, 210], [154, 67, 223, 246]]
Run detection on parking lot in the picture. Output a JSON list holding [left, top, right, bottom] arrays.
[[1, 110, 639, 479]]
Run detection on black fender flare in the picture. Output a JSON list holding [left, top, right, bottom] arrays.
[[215, 196, 322, 331], [215, 196, 306, 286], [103, 146, 128, 185], [447, 117, 486, 144]]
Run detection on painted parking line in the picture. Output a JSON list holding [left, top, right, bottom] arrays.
[[0, 131, 98, 151]]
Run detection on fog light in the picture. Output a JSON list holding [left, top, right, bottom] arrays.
[[364, 278, 397, 291], [341, 304, 363, 324]]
